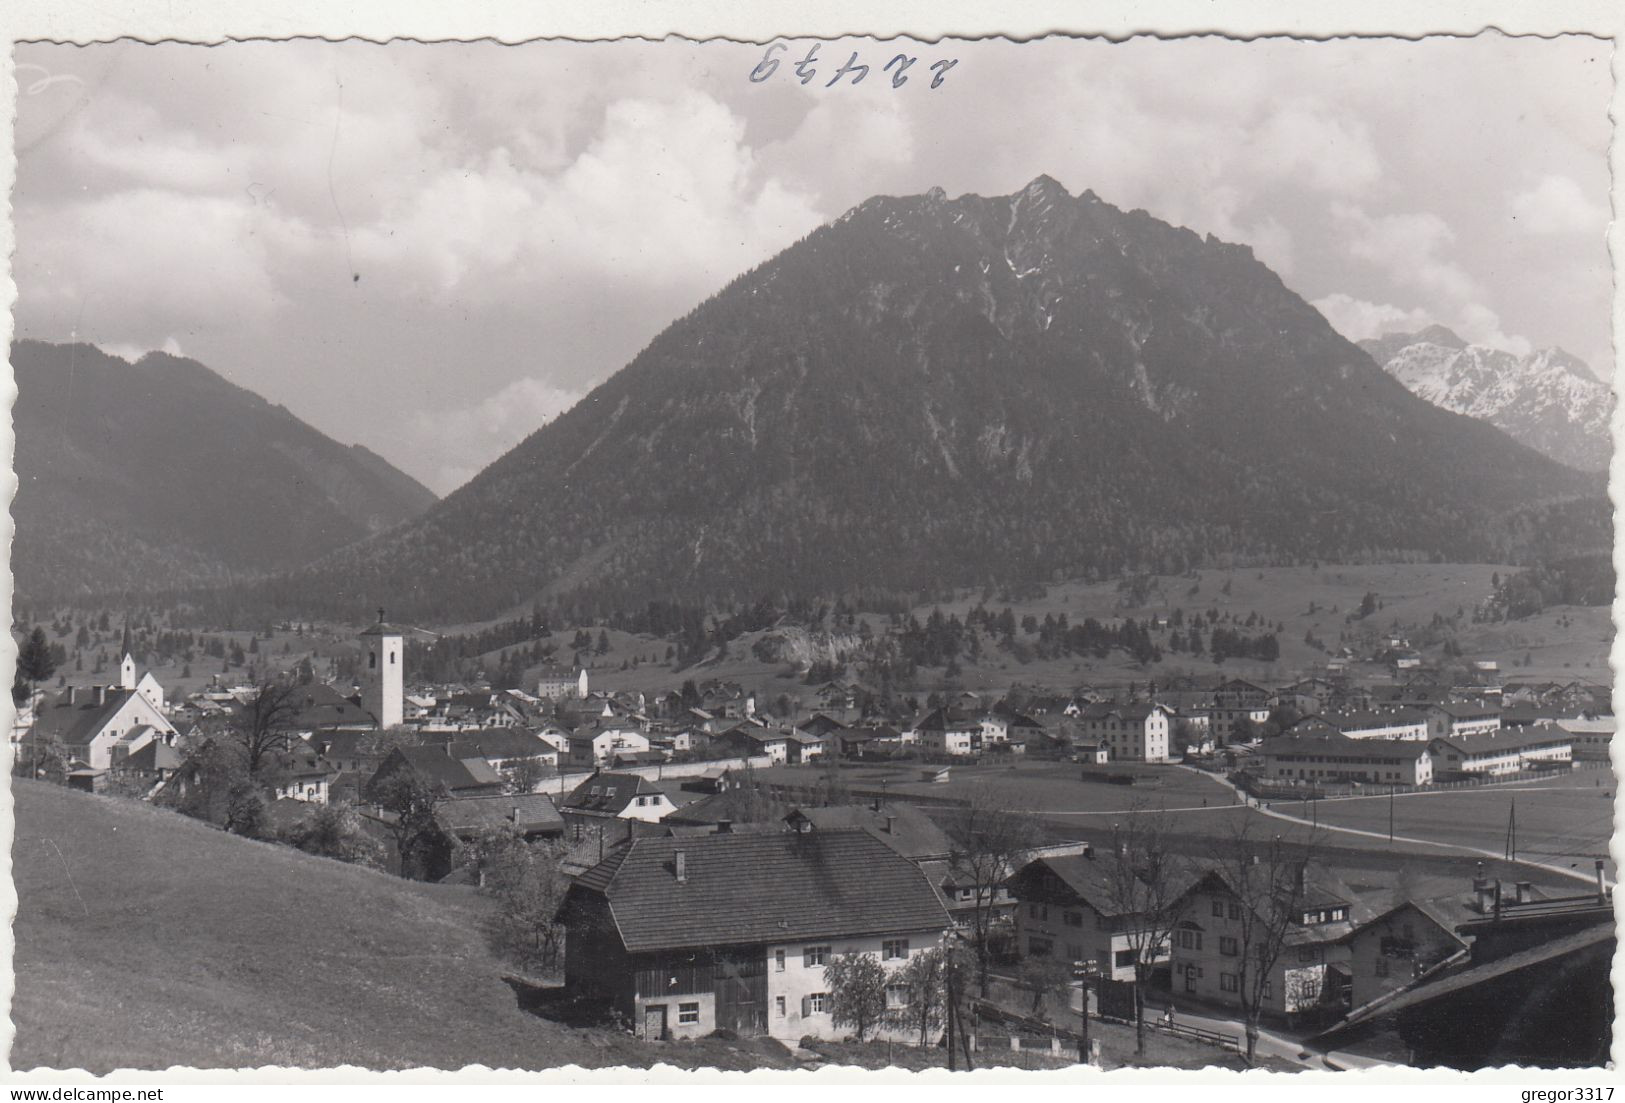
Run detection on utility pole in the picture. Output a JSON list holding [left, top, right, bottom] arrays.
[[1388, 785, 1395, 844], [1504, 800, 1517, 862]]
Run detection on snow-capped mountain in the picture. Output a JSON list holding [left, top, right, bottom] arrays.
[[1359, 326, 1613, 471]]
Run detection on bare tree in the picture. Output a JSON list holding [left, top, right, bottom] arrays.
[[1105, 807, 1192, 1055], [953, 782, 1042, 996], [1205, 816, 1320, 1063], [221, 680, 303, 775]]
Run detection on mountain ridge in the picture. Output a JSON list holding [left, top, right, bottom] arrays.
[[11, 339, 438, 606], [1359, 328, 1613, 471], [182, 178, 1609, 622]]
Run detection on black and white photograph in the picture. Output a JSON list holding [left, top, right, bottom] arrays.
[[3, 8, 1619, 1083]]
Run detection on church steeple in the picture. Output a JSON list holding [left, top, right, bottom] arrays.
[[119, 615, 137, 690]]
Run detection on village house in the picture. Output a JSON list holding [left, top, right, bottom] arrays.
[[1425, 700, 1503, 741], [560, 772, 679, 829], [265, 748, 340, 804], [1275, 678, 1340, 716], [286, 683, 379, 735], [446, 728, 560, 778], [1258, 723, 1434, 786], [1338, 900, 1467, 1013], [712, 723, 789, 765], [437, 791, 566, 844], [536, 665, 590, 700], [1200, 680, 1275, 746], [366, 743, 506, 799], [565, 725, 653, 769], [912, 707, 981, 757], [782, 800, 954, 864], [561, 830, 951, 1043], [1076, 702, 1174, 763], [1006, 850, 1180, 981], [1170, 865, 1375, 1020]]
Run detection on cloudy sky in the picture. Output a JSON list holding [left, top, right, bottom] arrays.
[[13, 34, 1612, 495]]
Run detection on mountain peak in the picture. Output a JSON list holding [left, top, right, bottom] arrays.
[[1020, 174, 1070, 201], [1411, 323, 1467, 349]]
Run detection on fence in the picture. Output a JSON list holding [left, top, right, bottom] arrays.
[[1148, 1018, 1240, 1052]]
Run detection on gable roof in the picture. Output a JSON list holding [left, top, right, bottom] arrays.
[[562, 772, 667, 814], [783, 803, 954, 861], [437, 792, 565, 837], [386, 745, 504, 791], [571, 830, 950, 952], [287, 683, 377, 730], [32, 687, 149, 747]]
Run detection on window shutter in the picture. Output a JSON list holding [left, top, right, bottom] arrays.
[[801, 995, 811, 1017]]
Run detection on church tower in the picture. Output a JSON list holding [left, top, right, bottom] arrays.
[[359, 608, 404, 729]]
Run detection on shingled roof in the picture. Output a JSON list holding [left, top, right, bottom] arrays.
[[571, 829, 950, 953]]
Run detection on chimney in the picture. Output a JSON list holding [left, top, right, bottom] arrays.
[[1492, 881, 1503, 921], [67, 686, 77, 705], [1083, 843, 1094, 860], [96, 685, 107, 706], [444, 737, 455, 757], [1514, 881, 1532, 905], [1596, 859, 1608, 904], [885, 815, 896, 835], [675, 849, 687, 884], [872, 796, 883, 812], [717, 819, 732, 834]]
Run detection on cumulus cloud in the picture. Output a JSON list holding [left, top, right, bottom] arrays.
[[1311, 294, 1435, 343], [1510, 174, 1608, 236]]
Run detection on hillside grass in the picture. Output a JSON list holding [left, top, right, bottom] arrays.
[[8, 781, 797, 1073]]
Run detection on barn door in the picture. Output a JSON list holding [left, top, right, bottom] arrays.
[[713, 948, 768, 1035]]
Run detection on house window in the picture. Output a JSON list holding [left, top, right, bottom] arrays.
[[678, 1002, 700, 1024], [886, 985, 910, 1010], [1298, 946, 1318, 963], [1375, 957, 1389, 977], [775, 949, 785, 972], [1029, 904, 1039, 918], [804, 945, 830, 967], [882, 939, 909, 961], [776, 996, 786, 1017], [1262, 981, 1272, 999], [1220, 973, 1238, 993], [1228, 902, 1242, 920], [806, 992, 829, 1014], [1114, 948, 1136, 969], [1219, 937, 1238, 957], [1211, 899, 1225, 918], [1064, 910, 1083, 927]]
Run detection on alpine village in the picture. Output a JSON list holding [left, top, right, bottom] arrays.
[[10, 177, 1616, 1074]]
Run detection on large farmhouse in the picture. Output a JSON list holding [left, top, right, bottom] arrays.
[[562, 830, 950, 1043]]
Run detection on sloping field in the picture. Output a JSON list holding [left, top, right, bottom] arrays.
[[8, 781, 791, 1073]]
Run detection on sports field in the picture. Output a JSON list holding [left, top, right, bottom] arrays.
[[1265, 767, 1616, 878]]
